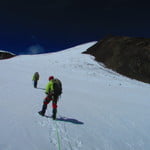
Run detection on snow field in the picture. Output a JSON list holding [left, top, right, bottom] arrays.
[[0, 42, 150, 150]]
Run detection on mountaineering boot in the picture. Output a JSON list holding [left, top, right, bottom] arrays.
[[52, 108, 57, 120], [38, 111, 44, 116], [38, 103, 47, 116]]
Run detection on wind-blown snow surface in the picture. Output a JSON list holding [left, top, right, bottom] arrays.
[[0, 42, 150, 150]]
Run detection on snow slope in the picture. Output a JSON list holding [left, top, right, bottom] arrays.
[[0, 42, 150, 150]]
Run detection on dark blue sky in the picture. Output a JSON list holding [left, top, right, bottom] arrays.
[[0, 0, 150, 54]]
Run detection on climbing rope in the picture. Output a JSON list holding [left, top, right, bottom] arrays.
[[48, 108, 61, 150], [54, 120, 62, 150]]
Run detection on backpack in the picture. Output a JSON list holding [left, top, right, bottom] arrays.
[[34, 72, 39, 80], [53, 78, 62, 96]]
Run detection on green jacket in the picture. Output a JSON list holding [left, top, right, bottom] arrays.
[[45, 80, 54, 94]]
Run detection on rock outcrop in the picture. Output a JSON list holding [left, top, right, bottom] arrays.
[[0, 50, 16, 59], [83, 35, 150, 84]]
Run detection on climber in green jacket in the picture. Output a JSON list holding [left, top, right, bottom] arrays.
[[38, 76, 62, 120]]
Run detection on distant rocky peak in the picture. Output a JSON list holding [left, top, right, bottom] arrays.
[[83, 35, 150, 84], [0, 50, 16, 60]]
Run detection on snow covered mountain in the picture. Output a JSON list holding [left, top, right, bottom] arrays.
[[0, 42, 150, 150]]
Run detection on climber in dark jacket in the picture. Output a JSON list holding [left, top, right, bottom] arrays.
[[32, 72, 40, 88]]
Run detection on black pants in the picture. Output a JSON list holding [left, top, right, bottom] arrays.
[[34, 80, 38, 88]]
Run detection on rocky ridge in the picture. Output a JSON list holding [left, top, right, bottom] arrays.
[[83, 35, 150, 84]]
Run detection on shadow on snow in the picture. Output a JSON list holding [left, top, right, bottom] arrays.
[[45, 115, 84, 125], [36, 87, 46, 90], [57, 116, 84, 125]]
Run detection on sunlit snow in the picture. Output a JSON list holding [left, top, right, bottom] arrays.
[[0, 42, 150, 150]]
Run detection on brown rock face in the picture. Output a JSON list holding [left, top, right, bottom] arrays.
[[83, 35, 150, 84]]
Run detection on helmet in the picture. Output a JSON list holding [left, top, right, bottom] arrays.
[[49, 76, 54, 80]]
